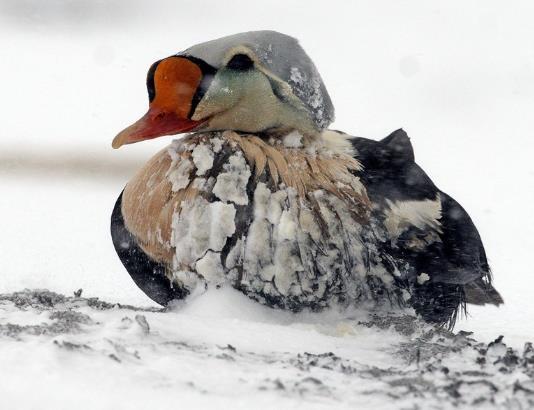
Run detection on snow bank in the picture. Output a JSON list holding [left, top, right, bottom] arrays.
[[1, 289, 533, 410]]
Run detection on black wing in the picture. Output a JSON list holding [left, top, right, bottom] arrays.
[[110, 191, 188, 306], [351, 129, 502, 325]]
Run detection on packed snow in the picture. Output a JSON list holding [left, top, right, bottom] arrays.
[[1, 289, 533, 409], [212, 152, 251, 205], [191, 143, 214, 176], [1, 1, 534, 409]]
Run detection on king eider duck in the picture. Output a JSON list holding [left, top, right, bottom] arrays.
[[111, 30, 502, 326]]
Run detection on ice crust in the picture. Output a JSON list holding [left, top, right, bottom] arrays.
[[159, 131, 426, 311], [191, 143, 214, 176], [212, 152, 251, 205], [171, 197, 236, 267]]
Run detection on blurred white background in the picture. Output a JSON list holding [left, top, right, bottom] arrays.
[[1, 0, 533, 345]]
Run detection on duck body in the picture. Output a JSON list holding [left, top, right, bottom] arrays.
[[110, 31, 502, 325], [112, 128, 501, 325]]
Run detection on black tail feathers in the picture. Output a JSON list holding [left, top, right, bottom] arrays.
[[464, 278, 504, 306]]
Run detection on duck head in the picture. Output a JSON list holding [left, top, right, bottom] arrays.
[[112, 30, 334, 148]]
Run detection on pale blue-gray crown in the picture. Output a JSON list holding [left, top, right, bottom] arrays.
[[179, 30, 335, 130]]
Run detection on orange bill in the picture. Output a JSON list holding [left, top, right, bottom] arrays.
[[112, 57, 206, 149]]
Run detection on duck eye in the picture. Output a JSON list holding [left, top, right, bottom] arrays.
[[226, 54, 254, 71]]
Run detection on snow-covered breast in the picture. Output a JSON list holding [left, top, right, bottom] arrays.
[[121, 131, 418, 310]]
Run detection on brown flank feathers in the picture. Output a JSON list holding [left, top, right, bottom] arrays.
[[121, 131, 370, 266]]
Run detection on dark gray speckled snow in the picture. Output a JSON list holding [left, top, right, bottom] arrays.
[[0, 289, 532, 409]]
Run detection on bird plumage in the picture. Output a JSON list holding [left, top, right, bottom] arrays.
[[110, 31, 502, 326], [180, 30, 334, 130], [351, 129, 502, 324]]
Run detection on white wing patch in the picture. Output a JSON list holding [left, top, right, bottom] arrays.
[[383, 194, 442, 241]]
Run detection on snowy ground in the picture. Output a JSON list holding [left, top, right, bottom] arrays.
[[2, 289, 534, 409], [1, 1, 534, 409]]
